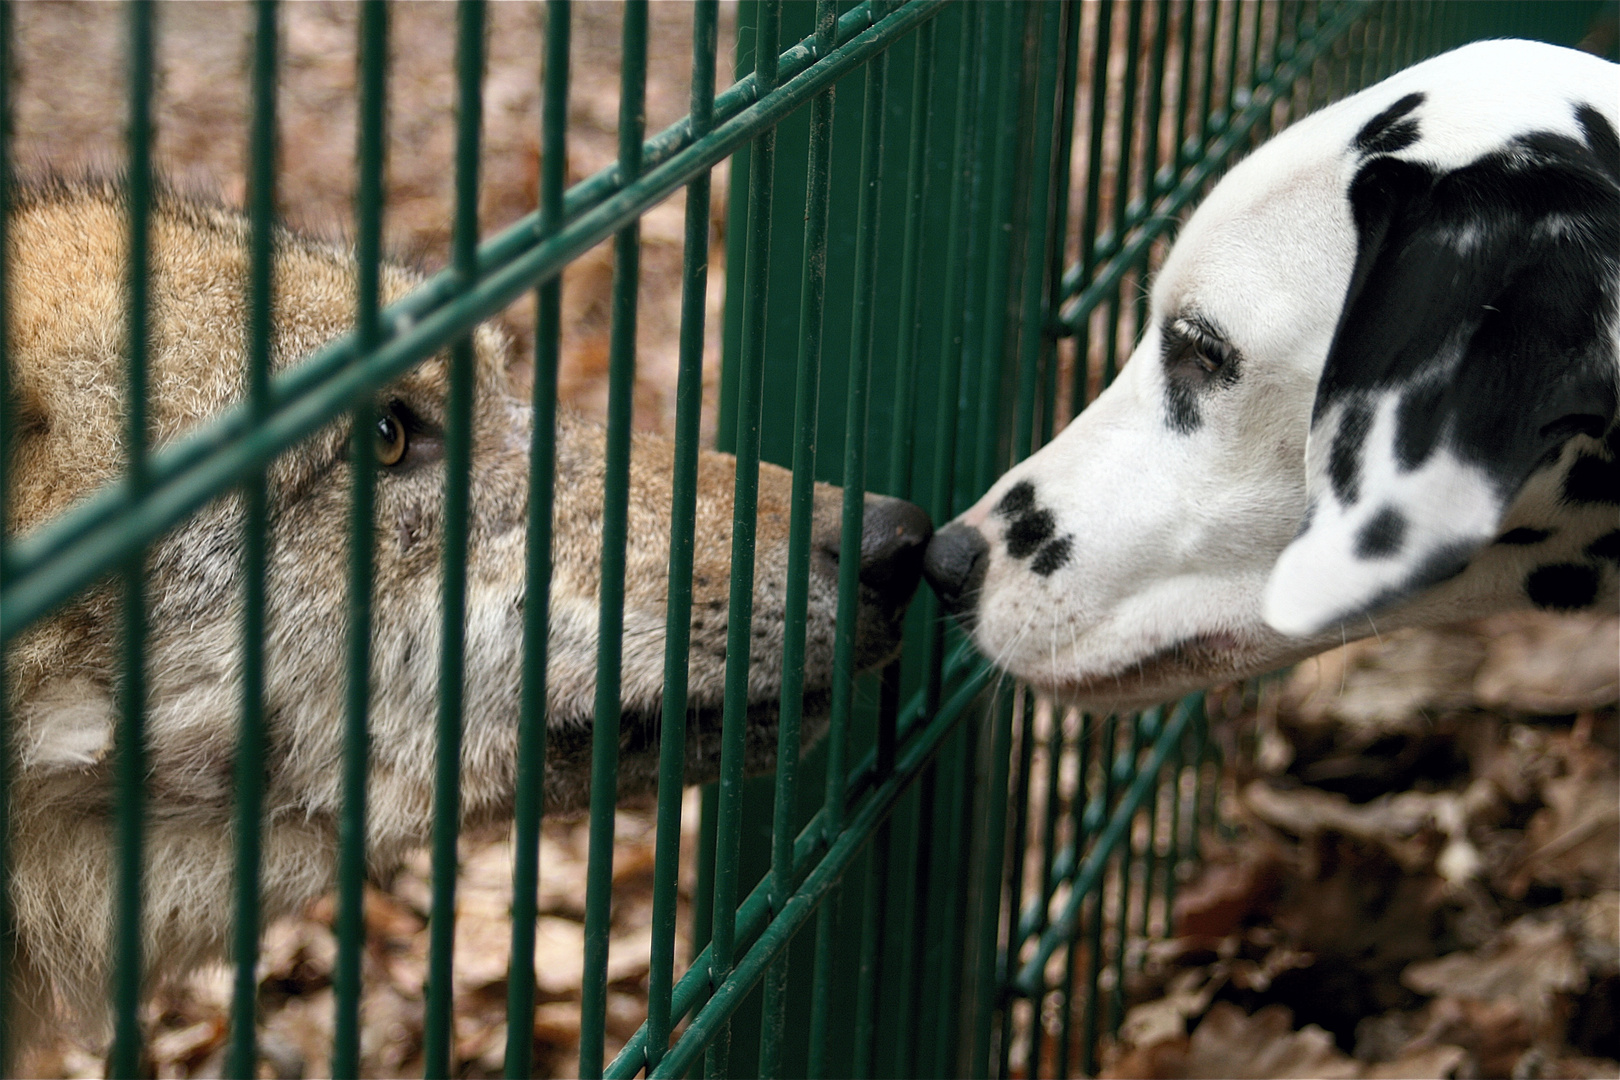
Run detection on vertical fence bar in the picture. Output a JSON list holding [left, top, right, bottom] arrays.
[[706, 1, 777, 1075], [0, 1, 12, 1065], [1053, 713, 1091, 1080], [423, 3, 484, 1075], [332, 5, 387, 1076], [504, 1, 566, 1075], [1108, 712, 1146, 1035], [832, 3, 891, 1072], [996, 689, 1037, 1079], [1100, 1, 1142, 389], [333, 6, 387, 1076], [755, 4, 833, 1078], [110, 4, 155, 1074], [1078, 714, 1117, 1078], [884, 26, 938, 1076], [579, 3, 646, 1076], [228, 3, 278, 1075], [643, 1, 715, 1072], [1072, 0, 1112, 415]]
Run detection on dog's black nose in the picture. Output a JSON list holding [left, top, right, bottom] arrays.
[[859, 495, 934, 601], [923, 522, 989, 622]]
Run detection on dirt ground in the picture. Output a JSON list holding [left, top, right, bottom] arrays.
[[10, 3, 1619, 1079]]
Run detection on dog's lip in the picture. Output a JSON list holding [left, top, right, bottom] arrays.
[[1023, 630, 1250, 702]]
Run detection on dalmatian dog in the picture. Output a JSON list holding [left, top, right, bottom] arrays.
[[923, 39, 1619, 711]]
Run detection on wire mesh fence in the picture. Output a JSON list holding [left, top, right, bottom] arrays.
[[0, 0, 1610, 1077]]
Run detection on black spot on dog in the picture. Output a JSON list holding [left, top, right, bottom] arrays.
[[1329, 400, 1372, 505], [1576, 104, 1620, 186], [1164, 377, 1202, 434], [1352, 540, 1475, 624], [1526, 562, 1600, 610], [1006, 508, 1056, 558], [1032, 536, 1073, 577], [1354, 92, 1425, 156], [996, 481, 1036, 518], [1355, 506, 1407, 558], [1563, 454, 1620, 506], [1408, 541, 1474, 593], [1496, 526, 1552, 546], [1588, 529, 1620, 565], [1395, 378, 1447, 472]]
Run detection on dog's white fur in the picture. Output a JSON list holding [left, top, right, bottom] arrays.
[[948, 40, 1619, 709]]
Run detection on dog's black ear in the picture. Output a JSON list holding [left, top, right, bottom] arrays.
[[1264, 106, 1620, 636]]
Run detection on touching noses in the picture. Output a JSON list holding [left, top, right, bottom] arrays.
[[921, 522, 989, 625], [851, 495, 935, 609]]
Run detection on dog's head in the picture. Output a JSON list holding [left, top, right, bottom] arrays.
[[925, 40, 1619, 710]]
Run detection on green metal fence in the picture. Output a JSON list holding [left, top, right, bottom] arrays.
[[0, 1, 1611, 1077]]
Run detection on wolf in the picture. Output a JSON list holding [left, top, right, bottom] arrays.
[[2, 178, 930, 1045]]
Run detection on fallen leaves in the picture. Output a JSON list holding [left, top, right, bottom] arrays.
[[1101, 612, 1620, 1080]]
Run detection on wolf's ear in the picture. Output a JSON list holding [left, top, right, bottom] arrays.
[[1263, 109, 1620, 637]]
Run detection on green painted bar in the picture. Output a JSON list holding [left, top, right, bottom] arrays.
[[423, 4, 484, 1076], [333, 6, 387, 1074], [110, 4, 155, 1074], [503, 2, 567, 1075], [228, 4, 277, 1075], [1134, 0, 1170, 342], [998, 689, 1038, 1078], [886, 18, 936, 499], [1053, 713, 1093, 1080], [1070, 0, 1113, 415], [1108, 712, 1148, 1036], [1077, 714, 1116, 1078], [879, 28, 938, 1074], [578, 4, 646, 1076], [969, 0, 1029, 496], [643, 1, 715, 1072], [827, 8, 890, 1070], [707, 1, 781, 1073], [756, 2, 834, 1074]]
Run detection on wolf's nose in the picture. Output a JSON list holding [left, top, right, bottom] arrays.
[[858, 495, 934, 601], [923, 522, 989, 622]]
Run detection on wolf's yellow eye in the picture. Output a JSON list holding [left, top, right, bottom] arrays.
[[375, 412, 408, 466]]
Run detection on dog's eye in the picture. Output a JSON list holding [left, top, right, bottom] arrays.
[[375, 410, 408, 467], [1165, 318, 1235, 378], [1191, 344, 1227, 374]]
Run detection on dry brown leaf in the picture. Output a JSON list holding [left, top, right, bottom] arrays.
[[1510, 772, 1620, 895], [1473, 612, 1620, 714], [1360, 1042, 1467, 1079], [1172, 846, 1285, 938], [1118, 970, 1220, 1051], [1282, 627, 1486, 736], [1242, 781, 1440, 869], [1403, 917, 1586, 1027], [1182, 1002, 1360, 1079]]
